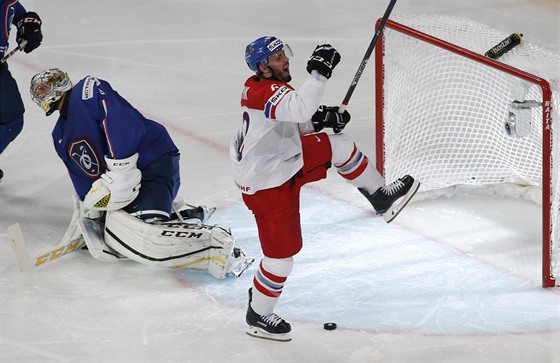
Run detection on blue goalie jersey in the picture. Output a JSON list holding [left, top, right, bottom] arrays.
[[52, 76, 178, 200]]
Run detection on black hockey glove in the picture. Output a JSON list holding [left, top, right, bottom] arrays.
[[15, 12, 43, 53], [306, 44, 340, 79], [311, 105, 351, 133]]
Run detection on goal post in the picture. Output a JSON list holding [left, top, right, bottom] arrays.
[[374, 15, 559, 287]]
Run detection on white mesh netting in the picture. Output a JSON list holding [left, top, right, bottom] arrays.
[[379, 14, 560, 285]]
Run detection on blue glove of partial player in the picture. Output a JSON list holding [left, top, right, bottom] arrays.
[[15, 12, 43, 53]]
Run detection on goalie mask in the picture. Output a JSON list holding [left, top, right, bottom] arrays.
[[30, 68, 72, 116]]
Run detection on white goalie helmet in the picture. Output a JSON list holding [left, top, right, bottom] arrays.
[[30, 68, 72, 115]]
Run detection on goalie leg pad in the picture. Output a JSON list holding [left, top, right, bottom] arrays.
[[207, 226, 255, 279], [104, 210, 213, 269], [103, 210, 254, 277], [79, 218, 126, 262]]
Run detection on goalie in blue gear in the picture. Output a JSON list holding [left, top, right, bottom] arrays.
[[30, 68, 253, 278]]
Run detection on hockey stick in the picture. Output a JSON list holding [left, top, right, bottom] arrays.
[[484, 33, 523, 59], [1, 40, 27, 64], [339, 0, 397, 113], [6, 223, 85, 272]]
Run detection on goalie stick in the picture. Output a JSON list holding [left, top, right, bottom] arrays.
[[6, 221, 254, 277], [338, 0, 397, 113], [6, 223, 85, 272], [1, 40, 27, 64]]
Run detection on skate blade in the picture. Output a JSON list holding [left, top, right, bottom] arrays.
[[229, 255, 255, 277], [203, 207, 216, 223], [246, 326, 292, 342], [383, 179, 420, 223]]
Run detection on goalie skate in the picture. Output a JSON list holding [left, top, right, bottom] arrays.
[[170, 205, 216, 223], [170, 196, 215, 223], [228, 243, 254, 277]]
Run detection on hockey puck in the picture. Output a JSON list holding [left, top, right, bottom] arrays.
[[323, 322, 337, 330]]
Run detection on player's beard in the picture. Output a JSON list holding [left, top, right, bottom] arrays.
[[272, 68, 291, 83]]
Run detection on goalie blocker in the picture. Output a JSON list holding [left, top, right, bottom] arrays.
[[101, 210, 254, 279]]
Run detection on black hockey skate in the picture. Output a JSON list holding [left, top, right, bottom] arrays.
[[0, 169, 3, 182], [170, 205, 215, 223], [359, 175, 420, 223], [246, 288, 292, 342]]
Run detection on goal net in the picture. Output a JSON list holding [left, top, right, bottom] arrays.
[[375, 14, 560, 287]]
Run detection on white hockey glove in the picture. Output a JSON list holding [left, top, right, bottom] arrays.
[[84, 153, 141, 211]]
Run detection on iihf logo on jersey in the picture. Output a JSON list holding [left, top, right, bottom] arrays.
[[69, 139, 101, 177]]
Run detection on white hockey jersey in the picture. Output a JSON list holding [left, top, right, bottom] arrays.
[[230, 72, 327, 194]]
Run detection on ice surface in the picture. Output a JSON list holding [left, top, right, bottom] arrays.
[[1, 1, 559, 362]]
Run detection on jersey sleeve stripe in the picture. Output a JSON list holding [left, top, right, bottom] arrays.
[[264, 85, 291, 119], [101, 98, 116, 158], [264, 101, 273, 119]]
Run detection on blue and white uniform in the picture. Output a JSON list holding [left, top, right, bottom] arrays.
[[0, 0, 25, 57], [53, 76, 180, 218], [0, 0, 26, 153]]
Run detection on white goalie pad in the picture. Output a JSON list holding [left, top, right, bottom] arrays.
[[103, 210, 254, 278], [79, 218, 126, 262], [206, 226, 255, 279]]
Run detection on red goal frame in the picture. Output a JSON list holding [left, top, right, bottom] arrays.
[[374, 18, 555, 287]]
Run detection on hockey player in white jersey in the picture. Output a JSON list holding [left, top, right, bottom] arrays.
[[230, 37, 419, 341]]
